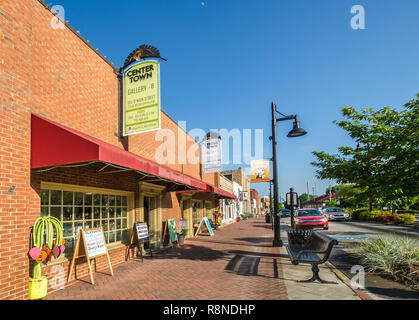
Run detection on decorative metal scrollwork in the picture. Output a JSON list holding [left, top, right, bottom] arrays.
[[123, 44, 167, 69]]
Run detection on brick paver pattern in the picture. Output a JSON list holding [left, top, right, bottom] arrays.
[[45, 217, 288, 300]]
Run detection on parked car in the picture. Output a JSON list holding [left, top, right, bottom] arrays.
[[280, 209, 291, 218], [295, 208, 328, 230], [323, 207, 349, 221]]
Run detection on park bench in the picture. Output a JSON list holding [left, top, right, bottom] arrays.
[[286, 229, 338, 284]]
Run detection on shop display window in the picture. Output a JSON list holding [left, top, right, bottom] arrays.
[[40, 189, 129, 251]]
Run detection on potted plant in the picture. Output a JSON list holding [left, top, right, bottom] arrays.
[[177, 229, 188, 246], [28, 216, 65, 300]]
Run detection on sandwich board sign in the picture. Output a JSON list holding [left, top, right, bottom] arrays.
[[67, 228, 113, 285], [168, 219, 178, 243], [127, 222, 152, 261], [179, 219, 187, 231], [194, 217, 214, 236], [135, 222, 150, 243]]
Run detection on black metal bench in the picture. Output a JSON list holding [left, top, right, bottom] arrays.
[[286, 229, 338, 284]]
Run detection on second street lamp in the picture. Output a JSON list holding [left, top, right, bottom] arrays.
[[270, 102, 307, 247]]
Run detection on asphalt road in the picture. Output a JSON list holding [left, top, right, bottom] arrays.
[[279, 217, 419, 300]]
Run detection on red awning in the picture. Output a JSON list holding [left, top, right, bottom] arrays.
[[31, 114, 207, 191], [209, 185, 237, 200], [176, 184, 236, 200]]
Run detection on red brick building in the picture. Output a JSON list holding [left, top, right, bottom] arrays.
[[0, 0, 234, 299]]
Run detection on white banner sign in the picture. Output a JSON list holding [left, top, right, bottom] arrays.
[[201, 138, 222, 173], [83, 229, 107, 258]]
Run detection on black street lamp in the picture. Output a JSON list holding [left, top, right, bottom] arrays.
[[270, 102, 307, 247]]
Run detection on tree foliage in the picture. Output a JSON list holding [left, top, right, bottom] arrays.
[[312, 94, 419, 209], [298, 193, 310, 204]]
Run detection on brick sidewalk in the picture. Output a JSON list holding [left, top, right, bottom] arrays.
[[45, 217, 288, 300]]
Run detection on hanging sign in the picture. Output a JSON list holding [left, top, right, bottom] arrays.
[[242, 191, 248, 201], [123, 59, 161, 136], [251, 160, 270, 183], [67, 228, 113, 285], [201, 138, 222, 173]]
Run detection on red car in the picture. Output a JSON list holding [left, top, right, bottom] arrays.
[[295, 208, 328, 230]]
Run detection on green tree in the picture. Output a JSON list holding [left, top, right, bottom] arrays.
[[325, 185, 342, 195], [298, 193, 310, 204], [311, 94, 419, 210]]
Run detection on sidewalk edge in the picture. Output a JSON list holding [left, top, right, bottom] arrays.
[[325, 261, 375, 300], [345, 221, 418, 237]]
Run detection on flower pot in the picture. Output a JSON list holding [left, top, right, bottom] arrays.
[[178, 235, 185, 246], [28, 276, 48, 300]]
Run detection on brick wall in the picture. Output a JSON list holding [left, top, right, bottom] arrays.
[[0, 0, 218, 299]]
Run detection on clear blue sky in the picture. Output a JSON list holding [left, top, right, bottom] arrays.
[[56, 0, 419, 199]]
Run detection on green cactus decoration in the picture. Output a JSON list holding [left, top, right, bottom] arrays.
[[30, 216, 64, 279]]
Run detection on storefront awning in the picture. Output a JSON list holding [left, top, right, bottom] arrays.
[[176, 184, 237, 200], [31, 114, 207, 191]]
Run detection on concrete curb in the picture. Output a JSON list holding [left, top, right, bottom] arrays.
[[325, 261, 376, 300], [345, 221, 419, 237]]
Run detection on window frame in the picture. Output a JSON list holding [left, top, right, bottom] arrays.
[[40, 182, 135, 254]]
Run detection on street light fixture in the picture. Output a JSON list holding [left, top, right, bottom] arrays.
[[287, 116, 307, 138], [270, 102, 307, 247]]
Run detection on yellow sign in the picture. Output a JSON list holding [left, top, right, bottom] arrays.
[[251, 160, 270, 183], [123, 60, 160, 135]]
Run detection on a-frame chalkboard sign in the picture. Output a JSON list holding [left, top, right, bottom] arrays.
[[126, 222, 152, 262], [67, 228, 114, 285]]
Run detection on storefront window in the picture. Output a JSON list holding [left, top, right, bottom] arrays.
[[192, 201, 200, 227], [205, 202, 212, 219], [40, 189, 129, 252]]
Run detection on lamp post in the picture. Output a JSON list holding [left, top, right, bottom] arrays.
[[269, 180, 273, 228], [270, 102, 307, 247]]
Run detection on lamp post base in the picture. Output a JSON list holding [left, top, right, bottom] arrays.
[[273, 239, 283, 247]]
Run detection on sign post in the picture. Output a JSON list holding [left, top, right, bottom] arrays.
[[67, 228, 113, 285]]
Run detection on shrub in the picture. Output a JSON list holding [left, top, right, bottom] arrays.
[[359, 210, 392, 221], [359, 210, 391, 221], [349, 208, 369, 220], [355, 236, 419, 287], [396, 210, 419, 215], [375, 215, 398, 223], [394, 214, 416, 225]]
